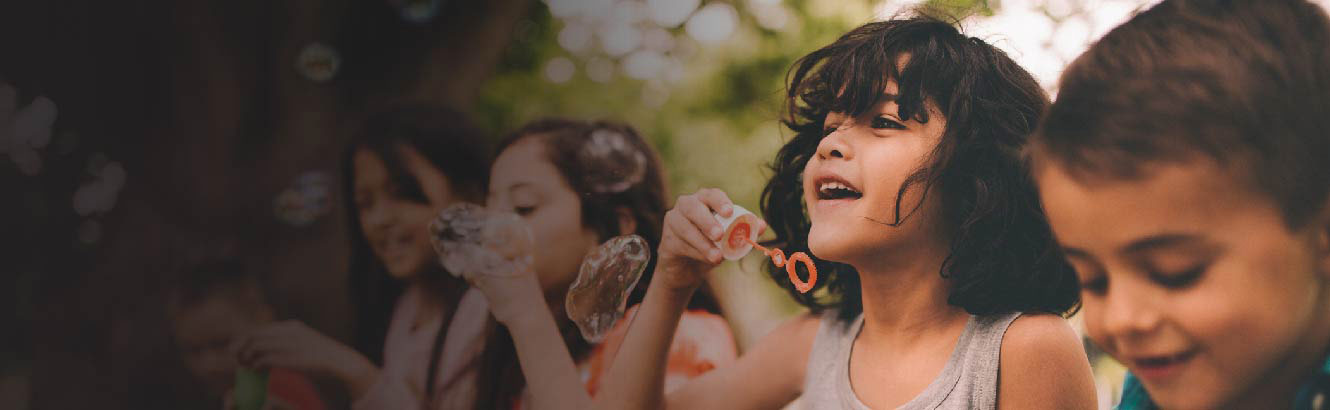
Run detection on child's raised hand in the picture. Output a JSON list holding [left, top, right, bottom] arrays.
[[469, 264, 547, 326], [234, 321, 379, 398], [657, 188, 761, 292]]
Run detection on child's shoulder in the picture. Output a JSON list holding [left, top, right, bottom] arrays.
[[998, 313, 1082, 362], [994, 313, 1097, 409], [1002, 313, 1073, 343]]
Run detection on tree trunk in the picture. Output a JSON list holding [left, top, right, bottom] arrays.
[[2, 0, 530, 407]]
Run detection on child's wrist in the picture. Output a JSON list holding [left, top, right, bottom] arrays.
[[501, 305, 557, 332], [336, 350, 380, 399], [479, 273, 547, 325], [655, 265, 706, 297]]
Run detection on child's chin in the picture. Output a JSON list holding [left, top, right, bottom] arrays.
[[1145, 381, 1227, 410], [806, 233, 853, 263]]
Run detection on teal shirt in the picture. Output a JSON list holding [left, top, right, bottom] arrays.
[[1116, 358, 1330, 410]]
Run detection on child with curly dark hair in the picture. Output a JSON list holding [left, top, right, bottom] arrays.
[[489, 11, 1098, 410], [592, 13, 1097, 409]]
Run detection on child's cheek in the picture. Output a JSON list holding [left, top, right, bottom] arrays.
[[1080, 299, 1115, 357]]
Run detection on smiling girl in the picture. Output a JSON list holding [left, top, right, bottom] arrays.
[[467, 119, 735, 409], [236, 104, 492, 409], [482, 13, 1098, 410]]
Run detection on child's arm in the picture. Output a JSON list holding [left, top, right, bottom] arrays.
[[995, 314, 1098, 410], [593, 188, 815, 410], [471, 269, 595, 410], [235, 321, 381, 400]]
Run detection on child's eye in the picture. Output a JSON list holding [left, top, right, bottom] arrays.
[[514, 206, 536, 216], [871, 116, 906, 130], [1150, 265, 1207, 289], [822, 125, 839, 136], [1079, 276, 1108, 295]]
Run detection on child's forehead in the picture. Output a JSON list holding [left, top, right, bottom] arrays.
[[827, 79, 944, 122], [1036, 156, 1283, 251]]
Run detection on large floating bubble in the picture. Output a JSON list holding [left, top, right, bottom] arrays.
[[565, 234, 651, 343], [429, 203, 534, 281], [578, 128, 647, 193]]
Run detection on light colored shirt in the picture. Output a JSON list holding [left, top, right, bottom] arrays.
[[801, 310, 1022, 410], [352, 287, 489, 410]]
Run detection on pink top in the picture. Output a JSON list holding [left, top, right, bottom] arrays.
[[513, 305, 738, 408], [352, 287, 489, 410], [354, 288, 737, 410]]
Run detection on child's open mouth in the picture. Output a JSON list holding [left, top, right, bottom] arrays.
[[815, 177, 863, 201], [1131, 349, 1197, 381]]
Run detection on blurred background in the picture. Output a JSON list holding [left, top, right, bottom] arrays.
[[5, 0, 1327, 408]]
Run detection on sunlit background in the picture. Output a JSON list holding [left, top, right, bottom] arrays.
[[476, 0, 1329, 407]]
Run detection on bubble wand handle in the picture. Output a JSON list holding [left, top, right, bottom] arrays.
[[743, 237, 817, 294]]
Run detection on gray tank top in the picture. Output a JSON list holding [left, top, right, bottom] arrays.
[[801, 310, 1023, 410]]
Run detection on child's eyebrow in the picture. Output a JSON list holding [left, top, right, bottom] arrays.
[[508, 182, 538, 194], [1121, 233, 1205, 255], [1060, 247, 1092, 259]]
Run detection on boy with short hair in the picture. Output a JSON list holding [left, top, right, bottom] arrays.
[[1028, 0, 1330, 408], [167, 257, 327, 410]]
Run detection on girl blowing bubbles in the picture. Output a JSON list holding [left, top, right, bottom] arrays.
[[492, 13, 1097, 410], [1030, 0, 1330, 408]]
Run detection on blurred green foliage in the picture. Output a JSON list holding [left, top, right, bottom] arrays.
[[473, 0, 1006, 336], [477, 0, 994, 203]]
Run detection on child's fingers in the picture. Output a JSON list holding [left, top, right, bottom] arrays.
[[678, 199, 725, 242], [694, 188, 734, 217], [233, 335, 260, 365], [666, 211, 722, 263]]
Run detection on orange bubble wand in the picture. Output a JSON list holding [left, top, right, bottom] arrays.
[[724, 220, 817, 293]]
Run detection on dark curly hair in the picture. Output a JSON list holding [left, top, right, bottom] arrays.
[[761, 14, 1080, 321]]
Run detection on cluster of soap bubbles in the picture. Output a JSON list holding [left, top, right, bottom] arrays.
[[428, 201, 652, 342], [73, 154, 126, 218], [429, 203, 534, 280], [274, 171, 332, 227], [0, 84, 56, 176], [391, 0, 443, 23], [566, 234, 651, 342], [579, 128, 647, 194]]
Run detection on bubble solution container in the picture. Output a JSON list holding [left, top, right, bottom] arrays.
[[713, 205, 762, 261]]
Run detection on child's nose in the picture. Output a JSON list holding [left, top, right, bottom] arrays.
[[1097, 280, 1163, 340], [816, 131, 853, 161]]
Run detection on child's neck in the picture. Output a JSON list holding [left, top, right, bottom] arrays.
[[853, 238, 968, 346], [406, 276, 465, 329]]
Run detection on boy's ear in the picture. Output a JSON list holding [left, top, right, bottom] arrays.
[[616, 207, 637, 237]]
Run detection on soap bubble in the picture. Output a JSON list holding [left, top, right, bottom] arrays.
[[273, 171, 331, 226], [398, 0, 442, 23], [565, 234, 650, 342], [429, 203, 534, 280], [13, 96, 56, 149], [295, 43, 340, 83], [579, 128, 647, 193]]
